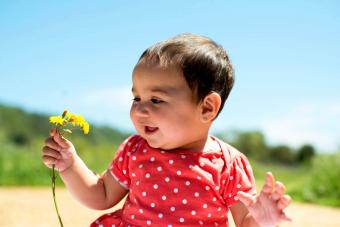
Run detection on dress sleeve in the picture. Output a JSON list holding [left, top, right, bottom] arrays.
[[222, 152, 256, 207], [108, 135, 140, 190]]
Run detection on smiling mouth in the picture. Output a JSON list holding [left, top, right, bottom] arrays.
[[144, 126, 159, 134]]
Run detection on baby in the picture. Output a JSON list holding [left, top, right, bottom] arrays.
[[42, 33, 291, 227]]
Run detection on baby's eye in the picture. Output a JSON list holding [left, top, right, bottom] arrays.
[[132, 97, 141, 102], [151, 98, 163, 104]]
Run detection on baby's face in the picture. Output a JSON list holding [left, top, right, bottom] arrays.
[[130, 65, 207, 151]]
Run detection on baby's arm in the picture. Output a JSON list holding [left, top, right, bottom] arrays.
[[42, 129, 128, 210]]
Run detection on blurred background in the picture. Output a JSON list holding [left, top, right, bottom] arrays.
[[1, 0, 340, 226]]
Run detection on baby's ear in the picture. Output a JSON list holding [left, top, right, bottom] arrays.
[[200, 92, 221, 123]]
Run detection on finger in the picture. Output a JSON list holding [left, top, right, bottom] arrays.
[[237, 191, 256, 207], [261, 172, 275, 195], [42, 146, 62, 160], [42, 155, 58, 167], [53, 132, 72, 148], [277, 195, 292, 210], [272, 181, 286, 201], [50, 128, 57, 137], [280, 211, 292, 222], [44, 137, 62, 152]]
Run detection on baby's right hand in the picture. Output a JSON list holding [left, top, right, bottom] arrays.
[[42, 128, 77, 172]]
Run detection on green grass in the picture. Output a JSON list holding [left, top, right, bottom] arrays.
[[0, 139, 118, 186], [250, 154, 340, 207], [1, 140, 339, 208]]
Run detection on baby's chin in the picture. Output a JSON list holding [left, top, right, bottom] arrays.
[[143, 138, 174, 151]]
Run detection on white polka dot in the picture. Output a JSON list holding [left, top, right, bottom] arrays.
[[194, 192, 199, 197], [203, 203, 208, 208], [99, 224, 103, 227], [208, 213, 212, 217], [145, 173, 151, 178], [126, 152, 131, 156], [215, 186, 219, 190], [139, 209, 144, 213], [150, 157, 155, 162], [182, 199, 188, 204], [197, 176, 202, 180], [153, 184, 159, 189], [168, 225, 172, 227], [169, 160, 174, 164], [118, 157, 123, 162], [139, 164, 144, 169], [213, 197, 217, 202], [131, 173, 136, 177], [181, 155, 186, 159], [179, 217, 185, 223], [173, 188, 179, 193], [123, 180, 128, 185], [205, 186, 210, 191], [132, 156, 137, 161], [142, 192, 147, 196], [158, 213, 163, 218], [157, 166, 163, 171], [230, 176, 234, 180], [123, 169, 127, 174], [189, 165, 194, 169], [218, 207, 222, 211], [136, 181, 140, 186], [191, 210, 196, 215], [162, 195, 167, 200], [237, 184, 242, 189], [151, 202, 156, 207], [185, 181, 190, 186], [176, 170, 182, 175], [143, 148, 147, 153], [228, 193, 232, 198], [170, 206, 176, 211], [131, 214, 135, 219], [165, 177, 170, 182], [146, 220, 152, 225], [199, 220, 204, 225]]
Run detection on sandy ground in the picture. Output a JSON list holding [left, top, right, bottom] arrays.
[[1, 187, 340, 227]]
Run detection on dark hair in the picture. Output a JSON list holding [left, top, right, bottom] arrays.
[[136, 33, 234, 117]]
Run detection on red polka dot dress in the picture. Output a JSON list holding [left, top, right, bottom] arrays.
[[91, 135, 256, 227]]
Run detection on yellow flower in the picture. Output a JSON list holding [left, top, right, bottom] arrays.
[[49, 110, 90, 135], [49, 116, 65, 126], [82, 122, 90, 134]]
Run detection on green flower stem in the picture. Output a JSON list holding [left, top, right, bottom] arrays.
[[51, 127, 64, 227], [51, 164, 64, 227]]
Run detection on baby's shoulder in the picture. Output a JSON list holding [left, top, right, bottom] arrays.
[[117, 134, 147, 154], [213, 136, 245, 164]]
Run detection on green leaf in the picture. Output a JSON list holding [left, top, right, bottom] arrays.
[[62, 129, 72, 134]]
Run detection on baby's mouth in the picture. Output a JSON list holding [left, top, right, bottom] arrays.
[[144, 126, 159, 134]]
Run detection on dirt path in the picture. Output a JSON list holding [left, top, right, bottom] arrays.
[[1, 187, 340, 227]]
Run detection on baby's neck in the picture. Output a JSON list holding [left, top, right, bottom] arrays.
[[175, 135, 218, 153]]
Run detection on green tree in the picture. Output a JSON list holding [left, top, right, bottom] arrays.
[[270, 145, 295, 164], [296, 144, 315, 163], [231, 131, 268, 160]]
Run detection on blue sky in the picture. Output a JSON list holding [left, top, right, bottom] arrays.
[[1, 0, 339, 152]]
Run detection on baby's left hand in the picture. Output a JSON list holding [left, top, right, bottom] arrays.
[[237, 172, 292, 227]]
